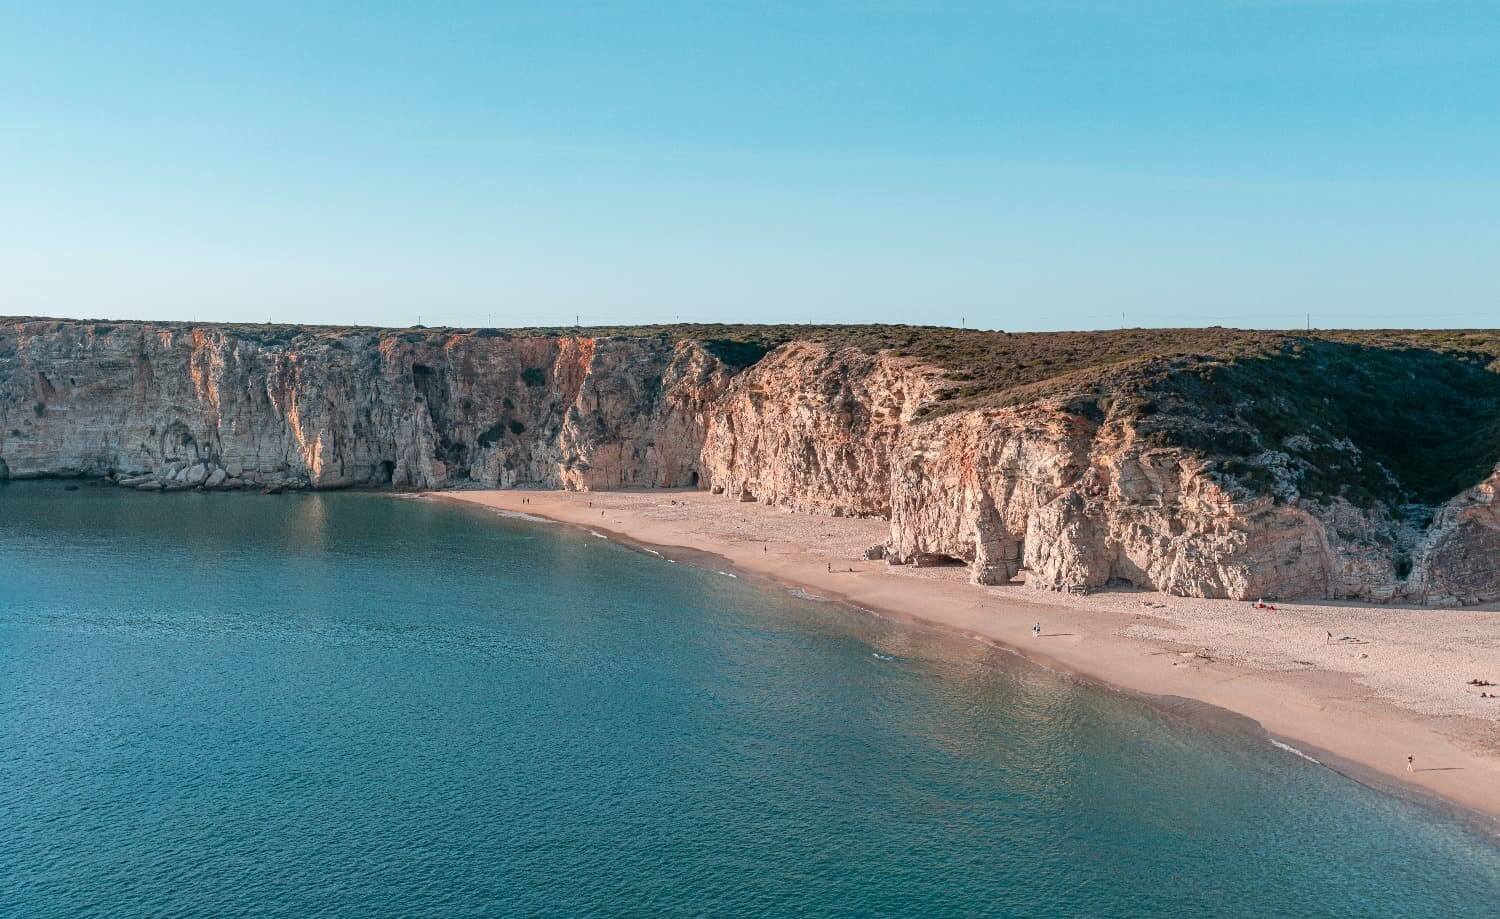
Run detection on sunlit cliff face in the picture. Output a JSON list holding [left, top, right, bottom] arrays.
[[4, 318, 1500, 606]]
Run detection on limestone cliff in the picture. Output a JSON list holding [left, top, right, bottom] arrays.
[[698, 343, 941, 516], [5, 317, 1500, 605], [0, 319, 727, 491], [884, 403, 1414, 602]]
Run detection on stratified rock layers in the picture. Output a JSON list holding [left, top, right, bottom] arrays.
[[3, 318, 1497, 605]]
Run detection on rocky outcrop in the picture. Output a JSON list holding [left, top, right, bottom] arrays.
[[5, 317, 1500, 605], [883, 404, 1390, 600], [1403, 470, 1500, 606]]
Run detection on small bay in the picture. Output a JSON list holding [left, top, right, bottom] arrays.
[[2, 482, 1497, 917]]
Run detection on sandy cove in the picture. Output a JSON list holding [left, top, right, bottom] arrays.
[[430, 488, 1500, 828]]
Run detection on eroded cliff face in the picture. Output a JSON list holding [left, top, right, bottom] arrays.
[[5, 318, 1499, 605], [698, 343, 941, 516], [0, 320, 728, 491], [1404, 470, 1500, 606], [883, 405, 1410, 601]]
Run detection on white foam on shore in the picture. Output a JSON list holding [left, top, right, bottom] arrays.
[[589, 530, 608, 539], [492, 509, 548, 522], [717, 571, 738, 578], [788, 587, 830, 603], [1271, 739, 1323, 765], [642, 548, 662, 557]]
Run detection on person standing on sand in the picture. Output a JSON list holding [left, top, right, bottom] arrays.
[[1033, 623, 1041, 638], [1407, 755, 1415, 773]]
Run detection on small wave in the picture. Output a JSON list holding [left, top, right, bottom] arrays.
[[872, 652, 895, 661], [492, 509, 548, 522], [717, 571, 738, 578], [589, 531, 608, 539], [642, 548, 662, 557], [787, 587, 830, 602], [1270, 739, 1322, 765]]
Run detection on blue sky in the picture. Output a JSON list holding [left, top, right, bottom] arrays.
[[2, 1, 1496, 331]]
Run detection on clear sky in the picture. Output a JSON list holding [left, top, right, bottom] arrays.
[[2, 2, 1496, 331]]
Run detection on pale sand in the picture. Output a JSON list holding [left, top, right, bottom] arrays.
[[431, 488, 1500, 826]]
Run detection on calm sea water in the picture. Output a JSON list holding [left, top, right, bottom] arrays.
[[2, 482, 1498, 917]]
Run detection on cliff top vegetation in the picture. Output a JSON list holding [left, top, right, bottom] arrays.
[[10, 314, 1497, 400]]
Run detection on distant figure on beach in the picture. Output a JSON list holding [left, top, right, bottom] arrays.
[[1326, 631, 1333, 643], [1032, 623, 1041, 638], [827, 562, 832, 573], [1407, 755, 1415, 773]]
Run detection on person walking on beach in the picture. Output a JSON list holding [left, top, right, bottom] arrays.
[[1032, 622, 1041, 638], [1407, 755, 1415, 773]]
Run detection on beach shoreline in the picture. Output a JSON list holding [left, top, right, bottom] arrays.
[[428, 488, 1500, 831]]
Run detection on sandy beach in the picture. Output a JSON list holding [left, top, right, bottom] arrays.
[[432, 488, 1500, 828]]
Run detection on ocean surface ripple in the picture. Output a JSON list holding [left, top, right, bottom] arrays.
[[2, 483, 1497, 917]]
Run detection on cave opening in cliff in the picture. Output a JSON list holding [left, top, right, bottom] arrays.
[[914, 553, 966, 568], [378, 460, 395, 484], [159, 422, 199, 463], [688, 470, 699, 487]]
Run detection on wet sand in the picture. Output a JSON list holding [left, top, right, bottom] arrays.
[[431, 488, 1500, 828]]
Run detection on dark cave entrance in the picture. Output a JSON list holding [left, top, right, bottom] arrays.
[[914, 553, 966, 568]]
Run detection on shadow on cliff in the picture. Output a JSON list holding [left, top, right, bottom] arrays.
[[1140, 339, 1500, 510]]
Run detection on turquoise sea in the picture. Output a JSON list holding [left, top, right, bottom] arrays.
[[2, 482, 1498, 917]]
